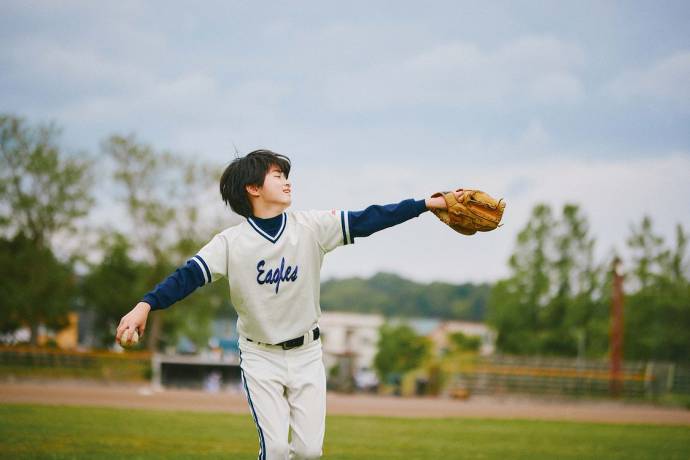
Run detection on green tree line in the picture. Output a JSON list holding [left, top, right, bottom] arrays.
[[320, 272, 490, 321], [488, 204, 690, 364]]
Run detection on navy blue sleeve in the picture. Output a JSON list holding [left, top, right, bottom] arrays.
[[141, 259, 207, 311], [348, 198, 428, 240]]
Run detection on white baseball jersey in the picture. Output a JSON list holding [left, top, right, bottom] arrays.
[[192, 209, 353, 344]]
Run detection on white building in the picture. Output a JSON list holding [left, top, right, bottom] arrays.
[[319, 312, 496, 375], [318, 312, 384, 376]]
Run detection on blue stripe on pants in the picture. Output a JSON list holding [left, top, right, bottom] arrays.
[[239, 350, 266, 460]]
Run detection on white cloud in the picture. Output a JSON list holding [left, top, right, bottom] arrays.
[[497, 36, 585, 73], [1, 38, 157, 94], [609, 51, 690, 109], [518, 119, 550, 149], [322, 36, 585, 110], [529, 72, 583, 104]]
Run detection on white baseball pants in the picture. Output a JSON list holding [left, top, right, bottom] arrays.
[[238, 335, 326, 460]]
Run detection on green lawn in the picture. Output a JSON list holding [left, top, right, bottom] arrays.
[[1, 404, 688, 459]]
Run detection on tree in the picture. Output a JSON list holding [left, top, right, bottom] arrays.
[[0, 233, 75, 343], [659, 224, 689, 285], [448, 331, 481, 352], [0, 115, 93, 247], [101, 134, 228, 351], [541, 204, 603, 357], [626, 216, 666, 291], [624, 219, 690, 363], [488, 203, 606, 357], [488, 204, 555, 354], [0, 115, 93, 344], [373, 324, 430, 385], [80, 233, 149, 347]]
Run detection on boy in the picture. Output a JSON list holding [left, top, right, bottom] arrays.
[[116, 149, 458, 459]]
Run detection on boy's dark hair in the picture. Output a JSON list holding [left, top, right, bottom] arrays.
[[219, 149, 291, 217]]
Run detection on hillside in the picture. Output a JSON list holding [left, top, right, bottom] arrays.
[[320, 272, 491, 321]]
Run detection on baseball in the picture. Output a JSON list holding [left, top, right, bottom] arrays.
[[121, 328, 139, 349]]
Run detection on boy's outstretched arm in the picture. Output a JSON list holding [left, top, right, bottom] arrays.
[[348, 191, 461, 240], [117, 234, 227, 346], [115, 258, 209, 345]]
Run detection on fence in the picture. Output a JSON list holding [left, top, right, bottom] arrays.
[[0, 346, 151, 381], [448, 355, 690, 399], [4, 346, 689, 399]]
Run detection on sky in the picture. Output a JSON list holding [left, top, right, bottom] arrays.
[[1, 0, 689, 283]]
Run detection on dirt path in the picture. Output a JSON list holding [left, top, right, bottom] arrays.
[[2, 380, 689, 426]]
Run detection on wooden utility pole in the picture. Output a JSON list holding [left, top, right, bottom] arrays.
[[610, 256, 625, 397]]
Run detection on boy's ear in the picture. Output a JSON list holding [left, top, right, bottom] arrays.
[[246, 184, 261, 197]]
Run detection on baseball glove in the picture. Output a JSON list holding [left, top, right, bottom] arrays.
[[430, 188, 506, 235]]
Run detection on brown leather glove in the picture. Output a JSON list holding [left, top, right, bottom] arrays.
[[430, 188, 506, 235]]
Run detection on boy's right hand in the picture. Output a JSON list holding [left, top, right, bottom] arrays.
[[116, 302, 151, 346]]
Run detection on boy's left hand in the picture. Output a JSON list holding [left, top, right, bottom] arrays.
[[425, 189, 464, 209]]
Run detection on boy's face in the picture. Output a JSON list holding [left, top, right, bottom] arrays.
[[258, 164, 291, 208]]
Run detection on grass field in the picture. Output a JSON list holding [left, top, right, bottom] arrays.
[[1, 404, 688, 459]]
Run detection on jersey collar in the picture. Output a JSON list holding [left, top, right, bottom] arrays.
[[247, 212, 287, 244]]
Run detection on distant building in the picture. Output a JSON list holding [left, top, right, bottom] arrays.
[[385, 316, 495, 356], [54, 312, 79, 349], [390, 317, 440, 336], [319, 312, 496, 376], [318, 312, 384, 378], [1, 312, 79, 349], [428, 320, 496, 356]]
